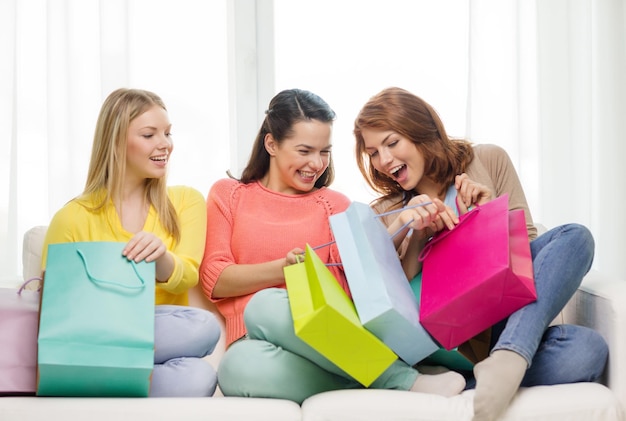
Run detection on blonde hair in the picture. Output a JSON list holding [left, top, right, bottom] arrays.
[[80, 88, 180, 242]]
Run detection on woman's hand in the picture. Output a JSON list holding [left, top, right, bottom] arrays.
[[393, 195, 458, 280], [285, 247, 305, 266], [397, 195, 458, 235], [123, 231, 167, 263], [455, 173, 492, 214], [123, 231, 174, 283]]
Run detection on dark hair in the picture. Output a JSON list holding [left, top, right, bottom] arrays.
[[354, 87, 474, 206], [239, 89, 337, 188]]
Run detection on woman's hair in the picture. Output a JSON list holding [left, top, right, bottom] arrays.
[[239, 88, 337, 188], [81, 88, 180, 242], [354, 87, 474, 206]]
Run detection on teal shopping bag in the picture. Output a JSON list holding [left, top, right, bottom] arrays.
[[37, 242, 155, 397], [329, 202, 438, 366]]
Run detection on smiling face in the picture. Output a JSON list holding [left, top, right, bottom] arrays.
[[361, 127, 429, 193], [263, 119, 332, 194], [125, 105, 173, 184]]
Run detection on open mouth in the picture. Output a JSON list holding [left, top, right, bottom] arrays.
[[390, 164, 406, 180], [150, 155, 168, 163], [298, 170, 317, 181]]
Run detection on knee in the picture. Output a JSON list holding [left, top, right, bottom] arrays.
[[155, 306, 221, 360], [245, 288, 287, 319], [573, 326, 608, 381], [244, 288, 290, 336], [217, 340, 277, 398], [553, 325, 608, 382], [566, 224, 595, 264], [174, 307, 221, 347], [151, 358, 217, 397], [188, 308, 222, 351]]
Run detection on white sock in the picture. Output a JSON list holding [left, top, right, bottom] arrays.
[[410, 371, 466, 397], [472, 350, 528, 421]]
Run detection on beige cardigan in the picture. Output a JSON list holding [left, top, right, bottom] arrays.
[[373, 143, 537, 363]]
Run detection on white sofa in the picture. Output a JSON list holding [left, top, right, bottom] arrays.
[[1, 225, 625, 421]]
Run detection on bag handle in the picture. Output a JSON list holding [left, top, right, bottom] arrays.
[[313, 201, 433, 248], [306, 201, 434, 266], [376, 202, 433, 239], [417, 205, 481, 262], [308, 242, 342, 267], [76, 248, 147, 290], [17, 277, 43, 295]]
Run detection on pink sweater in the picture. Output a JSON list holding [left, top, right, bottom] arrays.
[[200, 178, 352, 346]]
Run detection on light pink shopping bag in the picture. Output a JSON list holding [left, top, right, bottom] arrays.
[[0, 279, 41, 395], [418, 194, 536, 350]]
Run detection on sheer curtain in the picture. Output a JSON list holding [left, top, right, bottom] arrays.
[[273, 0, 472, 204], [273, 0, 540, 209], [1, 0, 230, 286], [2, 0, 625, 285], [535, 0, 626, 280], [272, 0, 626, 280]]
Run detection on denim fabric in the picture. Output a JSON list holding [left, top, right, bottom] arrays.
[[217, 288, 417, 404], [488, 224, 608, 386], [149, 305, 221, 397]]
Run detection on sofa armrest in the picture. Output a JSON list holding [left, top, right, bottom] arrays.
[[22, 226, 47, 282], [562, 269, 626, 411]]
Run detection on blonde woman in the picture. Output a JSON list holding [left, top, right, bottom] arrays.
[[41, 88, 220, 397]]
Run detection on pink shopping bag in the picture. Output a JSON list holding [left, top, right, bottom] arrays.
[[418, 194, 536, 350], [0, 278, 41, 395]]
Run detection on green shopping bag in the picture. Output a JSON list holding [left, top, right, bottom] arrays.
[[284, 244, 397, 387], [409, 273, 474, 371], [37, 242, 155, 397]]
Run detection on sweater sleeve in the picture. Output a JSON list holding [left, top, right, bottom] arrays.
[[157, 186, 207, 295], [474, 144, 537, 240], [200, 178, 237, 301]]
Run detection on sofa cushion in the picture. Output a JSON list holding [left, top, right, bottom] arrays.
[[300, 383, 623, 421], [0, 396, 302, 421]]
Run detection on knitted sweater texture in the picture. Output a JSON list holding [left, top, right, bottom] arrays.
[[200, 178, 352, 346]]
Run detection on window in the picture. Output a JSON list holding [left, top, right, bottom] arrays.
[[273, 0, 470, 203]]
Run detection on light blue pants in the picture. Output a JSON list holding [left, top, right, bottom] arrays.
[[217, 288, 418, 404], [150, 305, 221, 397]]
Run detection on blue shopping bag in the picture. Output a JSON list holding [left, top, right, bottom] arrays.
[[37, 242, 155, 397], [329, 202, 438, 366]]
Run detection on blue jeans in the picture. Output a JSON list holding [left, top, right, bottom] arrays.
[[467, 223, 608, 387], [150, 305, 221, 397]]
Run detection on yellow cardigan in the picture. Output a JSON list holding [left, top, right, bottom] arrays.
[[41, 186, 207, 306]]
